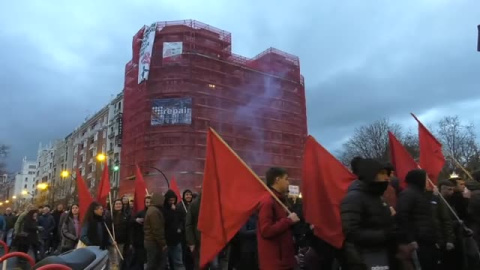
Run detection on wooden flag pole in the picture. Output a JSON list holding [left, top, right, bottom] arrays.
[[104, 222, 124, 261], [446, 153, 474, 181], [181, 200, 188, 213], [108, 192, 116, 240], [209, 128, 291, 214], [426, 178, 462, 222]]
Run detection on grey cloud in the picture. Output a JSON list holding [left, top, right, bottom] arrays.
[[1, 0, 479, 171]]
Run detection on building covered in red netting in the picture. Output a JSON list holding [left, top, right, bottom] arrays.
[[119, 20, 307, 195]]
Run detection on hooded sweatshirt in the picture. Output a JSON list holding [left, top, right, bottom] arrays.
[[341, 158, 396, 260], [396, 169, 437, 245], [163, 190, 183, 246], [144, 193, 166, 248]]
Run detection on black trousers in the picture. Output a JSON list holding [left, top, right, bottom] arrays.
[[416, 245, 437, 270]]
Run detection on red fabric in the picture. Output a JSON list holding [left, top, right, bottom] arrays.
[[133, 165, 147, 214], [302, 135, 356, 249], [388, 132, 418, 189], [76, 169, 93, 223], [170, 176, 182, 201], [412, 114, 445, 184], [257, 190, 296, 270], [96, 161, 110, 207], [198, 128, 269, 268]]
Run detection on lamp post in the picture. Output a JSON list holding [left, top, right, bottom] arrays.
[[22, 189, 35, 203], [60, 170, 71, 205], [117, 161, 170, 188]]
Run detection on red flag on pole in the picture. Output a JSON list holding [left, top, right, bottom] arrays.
[[96, 161, 110, 207], [198, 128, 271, 268], [302, 136, 356, 248], [133, 165, 147, 214], [76, 169, 93, 223], [388, 132, 418, 189], [411, 113, 445, 184], [170, 176, 182, 201]]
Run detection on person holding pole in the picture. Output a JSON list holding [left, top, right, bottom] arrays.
[[257, 167, 300, 270], [80, 202, 115, 250]]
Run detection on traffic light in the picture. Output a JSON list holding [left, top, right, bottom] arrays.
[[113, 160, 120, 172]]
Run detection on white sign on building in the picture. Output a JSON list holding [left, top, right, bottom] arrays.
[[138, 23, 157, 84], [163, 42, 183, 63]]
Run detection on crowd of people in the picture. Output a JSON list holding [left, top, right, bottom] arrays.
[[1, 159, 480, 270]]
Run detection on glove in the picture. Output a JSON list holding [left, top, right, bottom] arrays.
[[463, 227, 474, 237], [446, 242, 455, 251]]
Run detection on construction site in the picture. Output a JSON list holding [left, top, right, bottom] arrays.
[[120, 20, 308, 195]]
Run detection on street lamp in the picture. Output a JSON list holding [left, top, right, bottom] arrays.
[[12, 196, 16, 200], [61, 170, 70, 178], [21, 190, 28, 195], [37, 183, 48, 190], [96, 153, 106, 162], [5, 200, 9, 204], [121, 162, 169, 188]]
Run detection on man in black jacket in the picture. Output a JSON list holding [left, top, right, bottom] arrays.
[[341, 158, 397, 270], [164, 190, 186, 270], [397, 169, 438, 270], [130, 196, 151, 270]]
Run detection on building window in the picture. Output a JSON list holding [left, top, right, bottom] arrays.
[[29, 165, 36, 169], [24, 184, 27, 188]]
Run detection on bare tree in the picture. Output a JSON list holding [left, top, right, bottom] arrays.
[[436, 116, 480, 173], [339, 118, 416, 165]]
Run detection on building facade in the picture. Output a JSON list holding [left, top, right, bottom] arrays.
[[66, 106, 109, 195], [120, 20, 307, 195], [14, 157, 37, 200], [107, 93, 124, 198]]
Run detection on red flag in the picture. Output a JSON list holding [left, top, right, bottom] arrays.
[[76, 169, 93, 223], [170, 176, 182, 201], [198, 128, 270, 268], [411, 113, 445, 184], [388, 132, 418, 189], [302, 136, 356, 248], [133, 165, 147, 214], [96, 161, 110, 207]]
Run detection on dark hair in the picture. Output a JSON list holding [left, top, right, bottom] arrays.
[[113, 199, 123, 210], [144, 196, 151, 203], [82, 202, 103, 227], [25, 209, 38, 221], [350, 156, 363, 175], [266, 167, 288, 187], [68, 203, 80, 219], [43, 205, 51, 209], [438, 180, 455, 190]]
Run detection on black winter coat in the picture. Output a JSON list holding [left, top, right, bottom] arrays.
[[163, 190, 183, 246], [131, 209, 146, 248], [430, 193, 455, 247], [110, 210, 130, 245], [340, 159, 397, 268], [396, 186, 437, 245], [341, 181, 395, 249], [450, 191, 469, 221]]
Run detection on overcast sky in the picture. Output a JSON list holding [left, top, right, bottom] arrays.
[[1, 0, 479, 171]]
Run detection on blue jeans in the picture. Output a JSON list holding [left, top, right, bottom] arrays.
[[168, 243, 185, 270]]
